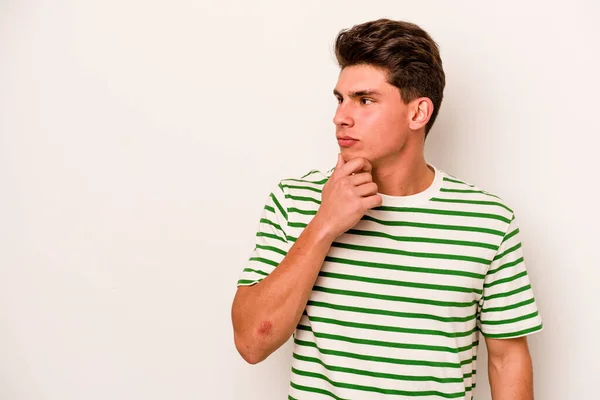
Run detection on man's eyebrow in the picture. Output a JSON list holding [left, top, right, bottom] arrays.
[[333, 89, 382, 98]]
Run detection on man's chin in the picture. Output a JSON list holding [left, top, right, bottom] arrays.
[[339, 148, 373, 163]]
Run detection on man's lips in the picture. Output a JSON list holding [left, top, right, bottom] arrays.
[[337, 136, 359, 147]]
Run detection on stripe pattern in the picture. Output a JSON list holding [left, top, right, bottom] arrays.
[[238, 166, 543, 399]]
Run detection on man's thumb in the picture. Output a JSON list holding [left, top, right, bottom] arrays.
[[335, 153, 345, 170]]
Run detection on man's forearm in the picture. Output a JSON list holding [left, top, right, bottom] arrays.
[[231, 217, 335, 364], [488, 349, 534, 399]]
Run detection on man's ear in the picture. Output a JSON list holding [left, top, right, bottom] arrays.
[[408, 98, 433, 131]]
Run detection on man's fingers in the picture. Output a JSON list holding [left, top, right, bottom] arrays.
[[339, 157, 372, 177], [355, 182, 378, 197], [349, 172, 373, 186], [362, 194, 383, 210], [351, 157, 372, 173], [357, 158, 373, 173]]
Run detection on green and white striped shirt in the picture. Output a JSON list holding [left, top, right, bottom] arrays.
[[238, 164, 543, 400]]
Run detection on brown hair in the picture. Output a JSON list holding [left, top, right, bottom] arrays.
[[334, 19, 445, 136]]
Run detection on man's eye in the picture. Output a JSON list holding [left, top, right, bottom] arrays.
[[336, 97, 343, 104], [361, 98, 374, 105]]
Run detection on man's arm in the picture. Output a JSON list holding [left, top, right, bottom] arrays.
[[486, 336, 534, 400], [231, 156, 381, 365], [231, 218, 336, 365]]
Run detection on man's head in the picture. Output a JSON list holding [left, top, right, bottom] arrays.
[[333, 19, 445, 164]]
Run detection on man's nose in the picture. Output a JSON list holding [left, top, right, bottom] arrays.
[[333, 105, 354, 127]]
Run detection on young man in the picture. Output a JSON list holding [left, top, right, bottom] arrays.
[[231, 19, 543, 400]]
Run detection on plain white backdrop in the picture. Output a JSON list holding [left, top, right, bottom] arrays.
[[1, 1, 599, 399]]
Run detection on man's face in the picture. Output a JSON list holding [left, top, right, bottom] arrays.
[[333, 64, 410, 165]]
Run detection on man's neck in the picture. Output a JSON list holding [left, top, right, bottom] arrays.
[[371, 150, 434, 197]]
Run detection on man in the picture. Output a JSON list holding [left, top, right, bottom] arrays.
[[231, 18, 543, 400]]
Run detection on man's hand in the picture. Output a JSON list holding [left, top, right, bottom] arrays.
[[314, 154, 382, 240]]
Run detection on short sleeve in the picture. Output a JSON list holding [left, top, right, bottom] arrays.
[[477, 214, 543, 338], [237, 182, 293, 287]]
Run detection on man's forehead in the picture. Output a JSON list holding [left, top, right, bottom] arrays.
[[334, 66, 392, 94]]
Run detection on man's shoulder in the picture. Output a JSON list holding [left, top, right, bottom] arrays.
[[438, 169, 516, 216]]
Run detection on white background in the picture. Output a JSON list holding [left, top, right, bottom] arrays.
[[1, 1, 599, 399]]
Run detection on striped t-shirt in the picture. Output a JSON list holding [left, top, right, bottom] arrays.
[[237, 164, 543, 400]]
